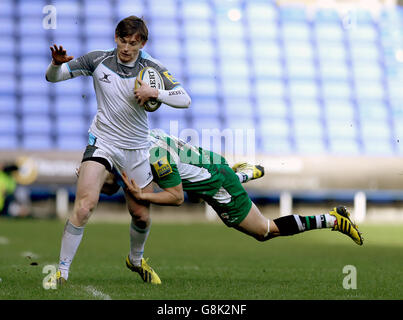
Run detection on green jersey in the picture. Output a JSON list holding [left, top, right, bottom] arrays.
[[149, 130, 228, 197]]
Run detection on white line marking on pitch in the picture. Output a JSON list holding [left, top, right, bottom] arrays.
[[82, 285, 112, 300]]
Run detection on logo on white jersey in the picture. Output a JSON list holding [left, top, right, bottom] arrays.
[[99, 72, 111, 83]]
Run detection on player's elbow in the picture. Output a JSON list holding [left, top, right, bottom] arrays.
[[173, 193, 184, 206]]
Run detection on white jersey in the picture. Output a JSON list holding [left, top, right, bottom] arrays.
[[62, 49, 183, 149]]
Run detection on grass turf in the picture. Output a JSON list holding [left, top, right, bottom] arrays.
[[0, 217, 402, 300]]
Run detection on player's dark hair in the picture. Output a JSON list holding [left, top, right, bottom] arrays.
[[115, 16, 148, 42]]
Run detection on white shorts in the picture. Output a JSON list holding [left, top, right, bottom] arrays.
[[82, 133, 153, 188]]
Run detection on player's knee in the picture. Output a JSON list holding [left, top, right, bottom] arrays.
[[74, 198, 97, 225], [128, 204, 149, 223]]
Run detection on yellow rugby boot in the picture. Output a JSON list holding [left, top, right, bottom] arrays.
[[232, 162, 265, 182], [330, 206, 364, 246], [125, 256, 162, 285]]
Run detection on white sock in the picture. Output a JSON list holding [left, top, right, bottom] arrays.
[[59, 220, 84, 280], [324, 213, 337, 228], [129, 219, 151, 266], [236, 172, 250, 183]]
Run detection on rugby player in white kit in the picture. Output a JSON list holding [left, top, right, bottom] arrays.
[[46, 16, 191, 285]]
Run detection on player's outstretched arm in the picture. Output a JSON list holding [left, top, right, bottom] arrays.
[[122, 171, 184, 206], [45, 44, 74, 82]]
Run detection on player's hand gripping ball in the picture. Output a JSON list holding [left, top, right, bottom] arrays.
[[135, 67, 165, 112]]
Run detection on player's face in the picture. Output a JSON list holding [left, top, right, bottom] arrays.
[[115, 33, 146, 63]]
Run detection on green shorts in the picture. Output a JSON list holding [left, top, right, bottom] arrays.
[[202, 165, 252, 227]]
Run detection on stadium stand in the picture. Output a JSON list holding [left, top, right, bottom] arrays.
[[0, 0, 400, 158]]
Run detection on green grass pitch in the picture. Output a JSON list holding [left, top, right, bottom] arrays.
[[0, 217, 402, 300]]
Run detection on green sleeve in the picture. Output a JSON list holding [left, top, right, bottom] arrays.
[[150, 147, 182, 188]]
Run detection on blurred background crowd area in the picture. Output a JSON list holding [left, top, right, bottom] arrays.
[[1, 0, 403, 223]]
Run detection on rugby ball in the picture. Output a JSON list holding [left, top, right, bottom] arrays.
[[135, 66, 164, 112]]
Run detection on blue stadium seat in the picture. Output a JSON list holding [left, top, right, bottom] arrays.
[[17, 17, 48, 36], [290, 99, 321, 119], [193, 117, 222, 132], [53, 79, 86, 96], [261, 137, 292, 154], [350, 43, 380, 63], [361, 119, 391, 140], [188, 78, 217, 97], [314, 8, 340, 24], [85, 37, 115, 52], [286, 59, 316, 80], [0, 95, 16, 114], [225, 117, 255, 130], [21, 95, 50, 114], [0, 116, 17, 134], [22, 135, 53, 150], [184, 39, 214, 58], [22, 116, 52, 135], [248, 21, 278, 40], [54, 17, 82, 36], [21, 57, 50, 76], [84, 0, 113, 18], [354, 80, 385, 100], [158, 104, 189, 119], [55, 116, 86, 134], [295, 137, 326, 154], [0, 0, 13, 17], [17, 0, 46, 17], [293, 119, 324, 139], [245, 2, 277, 21], [327, 120, 357, 140], [186, 58, 215, 77], [0, 56, 15, 74], [220, 58, 249, 78], [317, 42, 347, 61], [319, 61, 349, 81], [322, 81, 351, 100], [55, 95, 84, 116], [0, 36, 15, 54], [253, 58, 283, 79], [52, 37, 84, 57], [149, 19, 180, 39], [289, 80, 319, 99], [85, 18, 115, 37], [347, 25, 377, 43], [0, 134, 18, 149], [329, 138, 360, 155], [324, 99, 355, 121], [282, 22, 310, 42], [259, 117, 290, 139], [255, 79, 285, 99], [222, 98, 253, 118], [314, 24, 343, 42], [53, 1, 80, 18], [362, 139, 394, 155], [116, 0, 145, 21], [158, 116, 189, 134], [0, 75, 16, 94], [357, 100, 389, 121], [183, 19, 213, 40], [149, 0, 178, 19], [217, 20, 244, 39], [250, 40, 281, 60], [56, 135, 87, 150], [279, 6, 307, 22], [18, 36, 50, 56], [189, 98, 219, 117], [218, 40, 247, 59], [0, 17, 14, 35], [151, 38, 181, 59], [222, 79, 251, 98], [181, 1, 212, 20], [284, 41, 314, 60], [256, 98, 288, 118]]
